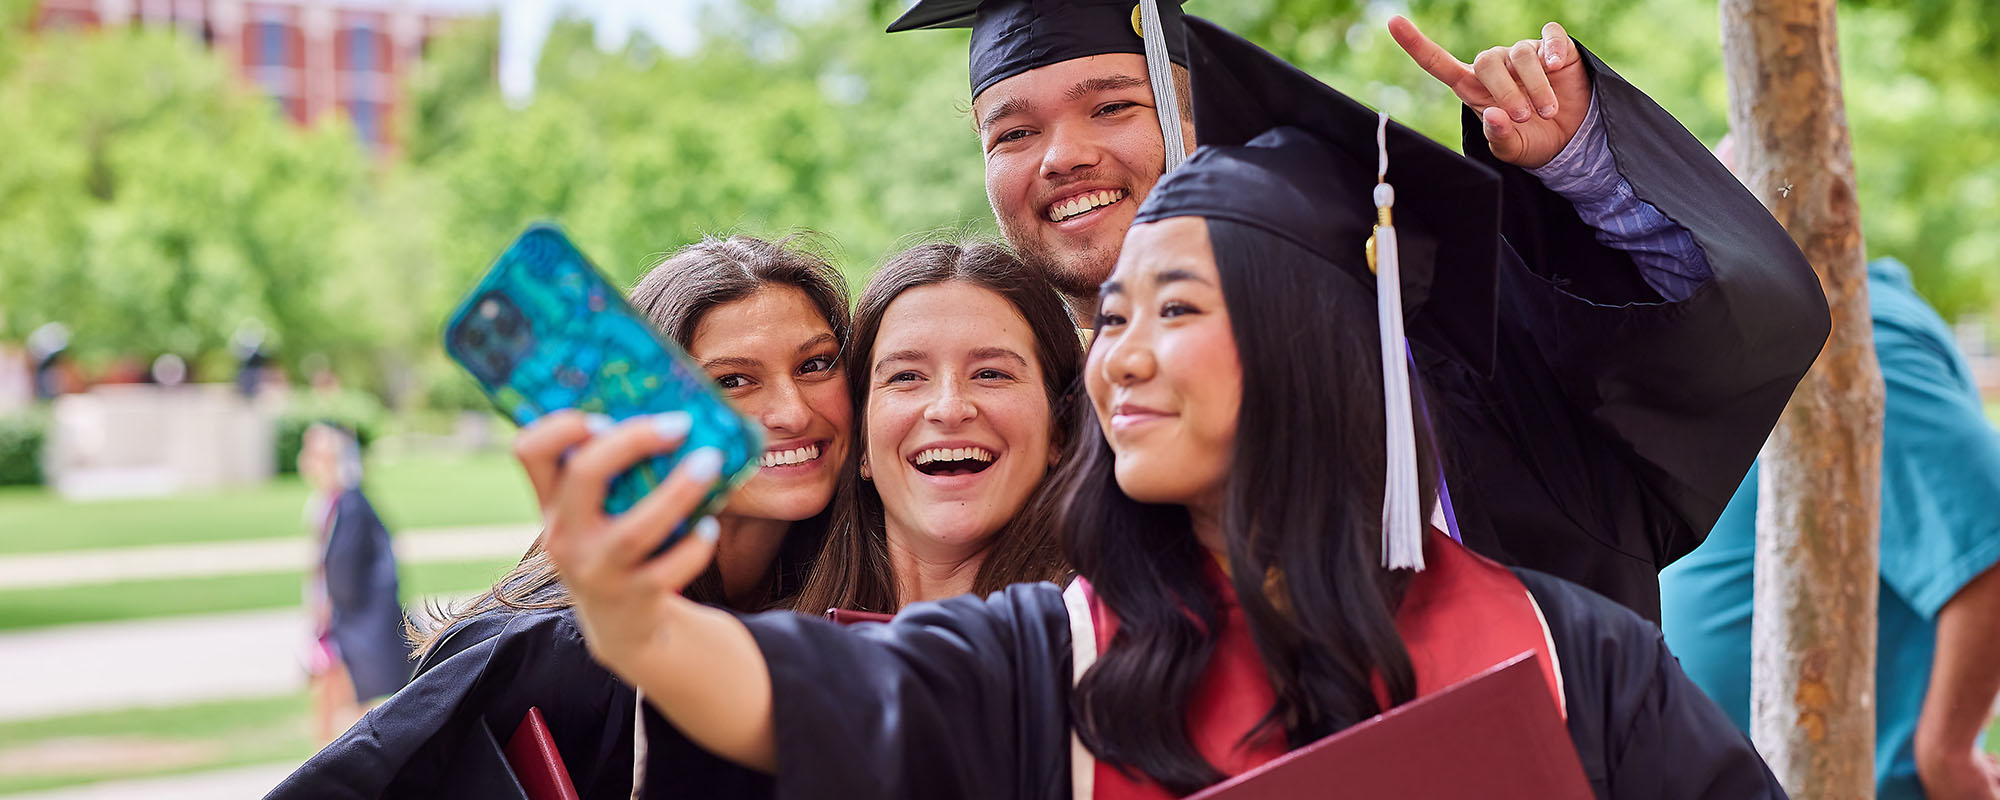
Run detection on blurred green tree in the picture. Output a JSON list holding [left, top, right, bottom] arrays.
[[0, 28, 381, 381], [404, 3, 989, 294], [388, 1, 994, 407]]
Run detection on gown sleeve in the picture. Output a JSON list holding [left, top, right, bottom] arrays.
[[1433, 43, 1830, 621], [266, 609, 762, 800], [1516, 569, 1788, 800], [737, 582, 1074, 800]]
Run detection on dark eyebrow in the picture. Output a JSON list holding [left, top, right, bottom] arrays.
[[1066, 74, 1149, 102], [795, 332, 838, 355], [873, 349, 927, 372], [702, 356, 763, 372], [978, 96, 1033, 133], [1098, 268, 1209, 300], [969, 347, 1029, 367], [1154, 268, 1209, 288]]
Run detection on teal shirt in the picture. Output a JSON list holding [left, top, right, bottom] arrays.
[[1660, 258, 2000, 799]]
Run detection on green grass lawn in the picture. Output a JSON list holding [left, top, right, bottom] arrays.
[[0, 450, 537, 555], [0, 691, 318, 795], [0, 558, 516, 631]]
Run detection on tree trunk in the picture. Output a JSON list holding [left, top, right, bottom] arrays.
[[1721, 0, 1884, 796]]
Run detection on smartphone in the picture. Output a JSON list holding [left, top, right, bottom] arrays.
[[444, 223, 761, 550]]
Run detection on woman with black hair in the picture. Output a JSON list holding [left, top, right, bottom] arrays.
[[536, 122, 1786, 800]]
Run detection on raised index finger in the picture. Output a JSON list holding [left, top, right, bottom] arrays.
[[1541, 21, 1579, 70], [1388, 16, 1472, 88]]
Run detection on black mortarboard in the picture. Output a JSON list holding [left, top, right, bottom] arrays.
[[1133, 20, 1507, 570], [887, 0, 1190, 98]]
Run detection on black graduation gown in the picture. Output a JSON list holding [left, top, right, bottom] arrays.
[[264, 607, 769, 800], [1180, 18, 1828, 623], [321, 488, 413, 701], [1411, 46, 1829, 623], [736, 578, 1784, 800]]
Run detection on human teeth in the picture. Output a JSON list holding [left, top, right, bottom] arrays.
[[914, 446, 995, 465], [1047, 189, 1126, 222], [760, 444, 820, 468]]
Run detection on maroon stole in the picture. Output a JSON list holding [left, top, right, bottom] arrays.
[[1063, 529, 1564, 800]]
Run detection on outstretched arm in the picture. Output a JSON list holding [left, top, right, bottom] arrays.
[[1915, 559, 2000, 798], [1389, 15, 1829, 574], [522, 411, 779, 771], [1393, 17, 1710, 300]]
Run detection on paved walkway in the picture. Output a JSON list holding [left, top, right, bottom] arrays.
[[0, 595, 475, 722], [1, 762, 297, 799], [0, 524, 538, 591]]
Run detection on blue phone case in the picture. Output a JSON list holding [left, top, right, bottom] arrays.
[[444, 224, 761, 547]]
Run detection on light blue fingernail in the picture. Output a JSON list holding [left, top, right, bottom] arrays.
[[586, 414, 616, 434], [681, 447, 724, 481], [694, 517, 720, 543], [653, 411, 692, 441]]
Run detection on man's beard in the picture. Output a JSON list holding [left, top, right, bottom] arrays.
[[1011, 230, 1117, 301]]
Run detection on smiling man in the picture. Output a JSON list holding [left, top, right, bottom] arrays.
[[974, 55, 1187, 305], [889, 1, 1197, 315], [888, 0, 1829, 623]]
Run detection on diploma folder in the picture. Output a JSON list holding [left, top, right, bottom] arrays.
[[504, 707, 582, 800], [1187, 651, 1592, 800]]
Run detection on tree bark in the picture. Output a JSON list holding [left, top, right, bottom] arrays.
[[1722, 0, 1884, 796]]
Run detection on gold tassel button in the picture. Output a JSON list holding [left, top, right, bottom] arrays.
[[1365, 206, 1393, 275]]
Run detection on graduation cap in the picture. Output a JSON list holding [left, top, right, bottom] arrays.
[[1133, 22, 1507, 570], [888, 0, 1193, 170]]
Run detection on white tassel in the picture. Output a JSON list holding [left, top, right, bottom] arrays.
[[1373, 112, 1425, 572], [1136, 0, 1187, 173], [630, 689, 648, 799]]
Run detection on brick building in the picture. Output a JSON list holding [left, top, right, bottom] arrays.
[[33, 0, 486, 152]]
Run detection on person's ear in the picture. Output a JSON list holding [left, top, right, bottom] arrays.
[[860, 456, 872, 481]]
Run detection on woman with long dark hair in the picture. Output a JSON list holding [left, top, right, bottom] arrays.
[[532, 124, 1785, 799], [268, 234, 850, 799], [794, 240, 1078, 615]]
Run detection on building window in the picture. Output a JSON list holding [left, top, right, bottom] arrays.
[[346, 26, 376, 72], [257, 21, 287, 66]]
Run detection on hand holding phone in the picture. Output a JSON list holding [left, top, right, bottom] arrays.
[[445, 224, 762, 552], [516, 410, 730, 684]]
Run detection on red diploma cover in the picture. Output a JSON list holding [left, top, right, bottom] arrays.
[[504, 707, 582, 800], [825, 608, 895, 626], [1185, 652, 1592, 800]]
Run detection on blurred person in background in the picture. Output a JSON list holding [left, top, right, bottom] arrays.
[[793, 240, 1080, 616], [1659, 136, 2000, 800], [299, 421, 411, 743], [269, 234, 853, 798], [28, 322, 75, 400], [234, 320, 273, 399]]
